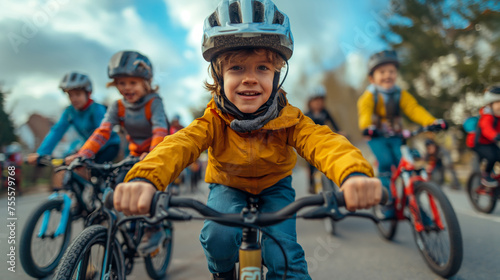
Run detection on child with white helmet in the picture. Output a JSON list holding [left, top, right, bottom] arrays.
[[27, 72, 121, 179], [467, 85, 500, 188], [115, 1, 382, 279]]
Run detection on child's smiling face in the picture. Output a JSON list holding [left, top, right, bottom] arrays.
[[115, 77, 148, 103], [369, 63, 398, 90], [222, 52, 275, 114]]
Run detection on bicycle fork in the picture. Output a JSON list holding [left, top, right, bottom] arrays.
[[38, 192, 72, 238]]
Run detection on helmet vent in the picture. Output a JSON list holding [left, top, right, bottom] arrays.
[[272, 10, 284, 25], [229, 2, 242, 24], [253, 1, 264, 23], [70, 73, 77, 82], [208, 12, 220, 27]]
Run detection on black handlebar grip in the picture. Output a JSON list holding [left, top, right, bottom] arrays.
[[104, 189, 114, 209], [380, 188, 389, 205]]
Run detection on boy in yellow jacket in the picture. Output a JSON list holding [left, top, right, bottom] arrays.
[[115, 0, 381, 279], [357, 50, 445, 217]]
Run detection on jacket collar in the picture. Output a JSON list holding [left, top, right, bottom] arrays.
[[208, 97, 300, 131]]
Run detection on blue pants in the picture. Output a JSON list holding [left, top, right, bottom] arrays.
[[368, 137, 402, 199], [199, 176, 311, 280]]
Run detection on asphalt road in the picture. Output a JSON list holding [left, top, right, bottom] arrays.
[[1, 165, 499, 279]]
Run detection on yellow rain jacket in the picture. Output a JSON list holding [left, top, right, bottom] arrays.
[[357, 87, 436, 131], [125, 98, 374, 194]]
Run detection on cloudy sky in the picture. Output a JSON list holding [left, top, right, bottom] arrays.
[[1, 0, 390, 127]]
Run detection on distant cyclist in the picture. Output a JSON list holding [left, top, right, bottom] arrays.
[[305, 85, 341, 131], [466, 85, 500, 188], [423, 138, 461, 190], [26, 72, 121, 186], [357, 50, 446, 218], [304, 85, 344, 193]]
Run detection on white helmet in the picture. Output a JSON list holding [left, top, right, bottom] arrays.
[[483, 85, 500, 106], [201, 0, 294, 62], [309, 85, 326, 100], [59, 72, 92, 93]]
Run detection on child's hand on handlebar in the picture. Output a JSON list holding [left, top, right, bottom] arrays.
[[114, 181, 157, 216], [26, 153, 40, 165], [340, 176, 382, 212], [65, 154, 80, 165]]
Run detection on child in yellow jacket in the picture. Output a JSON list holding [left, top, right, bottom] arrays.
[[115, 0, 381, 278], [357, 50, 445, 217]]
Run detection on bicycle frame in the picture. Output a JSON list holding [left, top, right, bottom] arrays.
[[38, 162, 100, 237], [390, 145, 444, 232]]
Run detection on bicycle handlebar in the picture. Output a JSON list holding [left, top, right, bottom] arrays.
[[104, 187, 389, 228]]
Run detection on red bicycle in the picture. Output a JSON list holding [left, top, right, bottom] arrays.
[[466, 165, 500, 214], [372, 126, 463, 278]]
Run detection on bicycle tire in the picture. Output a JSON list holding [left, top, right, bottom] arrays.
[[144, 220, 174, 279], [19, 199, 72, 278], [411, 181, 463, 278], [467, 172, 497, 213], [53, 225, 125, 280], [373, 176, 403, 240]]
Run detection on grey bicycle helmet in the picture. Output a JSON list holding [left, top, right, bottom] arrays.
[[368, 50, 399, 75], [59, 72, 92, 93], [108, 50, 153, 80], [201, 0, 294, 62]]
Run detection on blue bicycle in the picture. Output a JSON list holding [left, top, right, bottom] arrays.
[[19, 157, 137, 278]]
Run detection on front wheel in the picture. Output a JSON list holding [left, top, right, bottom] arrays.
[[53, 225, 125, 280], [467, 172, 497, 213], [411, 181, 463, 278], [144, 220, 174, 279], [373, 176, 403, 241], [19, 198, 72, 278]]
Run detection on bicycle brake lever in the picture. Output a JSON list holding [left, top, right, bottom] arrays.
[[302, 191, 345, 221], [147, 192, 192, 224]]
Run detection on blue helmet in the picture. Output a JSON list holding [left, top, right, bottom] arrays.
[[201, 0, 294, 61]]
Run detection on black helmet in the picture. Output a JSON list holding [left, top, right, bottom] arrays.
[[368, 50, 399, 75], [59, 72, 92, 93], [201, 0, 294, 62], [108, 50, 153, 80]]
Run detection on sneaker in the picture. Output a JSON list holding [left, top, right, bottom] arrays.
[[137, 226, 166, 256], [481, 175, 498, 188], [212, 266, 236, 280]]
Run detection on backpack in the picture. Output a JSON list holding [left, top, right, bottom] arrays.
[[463, 116, 479, 133], [117, 98, 170, 133]]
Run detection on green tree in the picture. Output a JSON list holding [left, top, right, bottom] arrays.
[[0, 85, 17, 148], [382, 0, 500, 123]]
